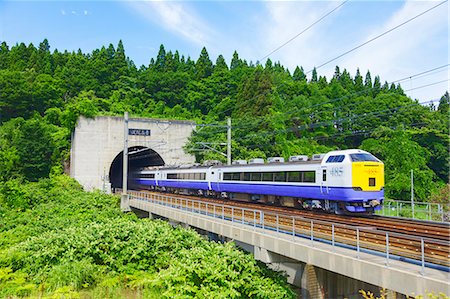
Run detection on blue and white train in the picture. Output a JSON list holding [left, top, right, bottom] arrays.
[[131, 149, 385, 214]]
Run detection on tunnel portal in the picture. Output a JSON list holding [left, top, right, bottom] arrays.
[[70, 116, 195, 191], [109, 146, 165, 190]]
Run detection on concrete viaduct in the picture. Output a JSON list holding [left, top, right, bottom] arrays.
[[70, 115, 450, 299]]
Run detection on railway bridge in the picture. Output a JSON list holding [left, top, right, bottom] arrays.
[[70, 115, 449, 298], [123, 191, 450, 299]]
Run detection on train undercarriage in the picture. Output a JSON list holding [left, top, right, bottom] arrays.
[[136, 185, 377, 215]]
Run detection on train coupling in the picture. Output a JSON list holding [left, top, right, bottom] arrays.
[[363, 199, 380, 207]]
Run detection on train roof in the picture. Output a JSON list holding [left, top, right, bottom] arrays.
[[140, 160, 321, 172]]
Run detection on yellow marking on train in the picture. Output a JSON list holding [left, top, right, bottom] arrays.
[[352, 162, 384, 191]]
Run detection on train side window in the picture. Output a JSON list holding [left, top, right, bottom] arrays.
[[303, 171, 316, 183], [287, 171, 301, 182], [141, 173, 155, 179], [274, 172, 286, 182], [369, 178, 376, 186], [251, 172, 262, 181], [224, 173, 232, 180], [232, 173, 240, 181], [167, 173, 177, 179], [243, 173, 251, 181], [322, 169, 327, 181], [262, 172, 273, 181]]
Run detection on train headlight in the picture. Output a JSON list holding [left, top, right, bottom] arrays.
[[352, 187, 362, 191]]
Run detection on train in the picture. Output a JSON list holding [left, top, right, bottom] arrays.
[[131, 149, 385, 214]]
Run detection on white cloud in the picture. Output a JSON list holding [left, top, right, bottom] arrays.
[[259, 1, 345, 71], [125, 1, 214, 47], [251, 1, 448, 102], [61, 9, 66, 16], [337, 1, 448, 101]]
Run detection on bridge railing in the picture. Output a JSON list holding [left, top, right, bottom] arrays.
[[126, 190, 450, 274], [377, 199, 449, 223]]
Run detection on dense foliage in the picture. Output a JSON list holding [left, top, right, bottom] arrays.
[[0, 39, 448, 200], [0, 176, 295, 298]]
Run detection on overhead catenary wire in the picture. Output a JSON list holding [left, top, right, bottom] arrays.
[[404, 79, 450, 92], [259, 1, 348, 63], [230, 99, 440, 143], [306, 0, 448, 74], [226, 70, 449, 131], [210, 64, 449, 130], [391, 64, 449, 84], [240, 121, 433, 150]]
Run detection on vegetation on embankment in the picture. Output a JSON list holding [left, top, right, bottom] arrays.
[[0, 175, 295, 298]]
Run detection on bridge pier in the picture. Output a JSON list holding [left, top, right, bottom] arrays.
[[120, 194, 131, 212], [127, 196, 450, 297], [235, 243, 383, 299]]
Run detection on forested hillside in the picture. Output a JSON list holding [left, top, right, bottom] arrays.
[[0, 39, 448, 201]]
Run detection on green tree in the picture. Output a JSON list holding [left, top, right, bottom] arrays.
[[311, 67, 318, 83], [195, 47, 213, 79], [364, 70, 372, 89], [361, 127, 437, 200], [0, 42, 9, 70], [293, 66, 306, 82], [0, 117, 56, 181], [354, 68, 364, 92]]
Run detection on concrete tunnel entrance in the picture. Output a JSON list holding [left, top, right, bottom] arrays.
[[109, 146, 165, 190]]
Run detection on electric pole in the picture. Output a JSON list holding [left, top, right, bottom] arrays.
[[227, 118, 231, 165]]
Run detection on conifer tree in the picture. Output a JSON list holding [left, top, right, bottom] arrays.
[[293, 66, 306, 81], [195, 47, 213, 79], [311, 67, 318, 83], [364, 71, 372, 88], [354, 68, 364, 92]]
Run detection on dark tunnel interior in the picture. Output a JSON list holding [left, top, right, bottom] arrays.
[[109, 146, 165, 190]]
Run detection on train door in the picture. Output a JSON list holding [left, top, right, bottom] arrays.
[[320, 166, 329, 195]]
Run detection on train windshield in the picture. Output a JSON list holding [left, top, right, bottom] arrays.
[[350, 153, 379, 162]]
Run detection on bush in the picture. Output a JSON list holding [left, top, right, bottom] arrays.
[[0, 175, 295, 298]]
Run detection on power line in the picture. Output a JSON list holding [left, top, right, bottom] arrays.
[[213, 64, 449, 130], [230, 99, 440, 143], [229, 69, 448, 131], [259, 1, 348, 62], [404, 79, 450, 92], [306, 0, 448, 74], [391, 64, 449, 84]]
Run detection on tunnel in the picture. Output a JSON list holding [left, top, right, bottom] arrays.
[[109, 146, 165, 190]]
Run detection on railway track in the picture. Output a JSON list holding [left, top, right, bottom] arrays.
[[127, 190, 450, 270]]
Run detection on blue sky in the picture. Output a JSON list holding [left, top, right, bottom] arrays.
[[0, 1, 448, 103]]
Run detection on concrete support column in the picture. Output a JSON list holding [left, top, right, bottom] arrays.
[[384, 289, 398, 299], [120, 194, 131, 212], [302, 264, 324, 299]]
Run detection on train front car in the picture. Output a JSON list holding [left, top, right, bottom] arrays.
[[321, 149, 384, 214]]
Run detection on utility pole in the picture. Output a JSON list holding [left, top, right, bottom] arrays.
[[227, 118, 232, 165], [411, 169, 415, 219], [121, 112, 131, 212]]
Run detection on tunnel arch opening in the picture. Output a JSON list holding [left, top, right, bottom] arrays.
[[109, 146, 165, 190]]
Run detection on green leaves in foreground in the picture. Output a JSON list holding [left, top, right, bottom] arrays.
[[0, 176, 295, 298]]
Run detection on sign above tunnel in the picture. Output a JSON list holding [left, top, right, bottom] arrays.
[[128, 128, 151, 136]]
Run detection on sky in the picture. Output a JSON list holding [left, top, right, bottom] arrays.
[[0, 0, 448, 103]]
